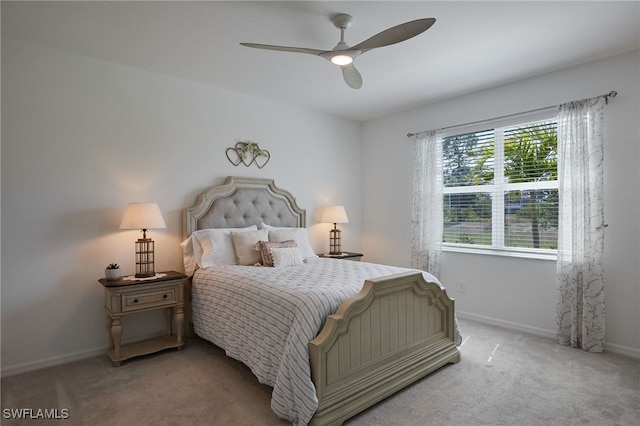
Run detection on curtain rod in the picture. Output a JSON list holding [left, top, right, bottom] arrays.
[[406, 90, 617, 138]]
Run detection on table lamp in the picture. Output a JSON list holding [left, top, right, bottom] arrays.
[[120, 202, 167, 278], [321, 205, 349, 255]]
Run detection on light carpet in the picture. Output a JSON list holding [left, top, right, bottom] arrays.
[[2, 319, 638, 425]]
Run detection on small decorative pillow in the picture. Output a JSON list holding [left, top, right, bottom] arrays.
[[230, 228, 268, 265], [271, 246, 304, 268], [266, 227, 317, 260], [256, 240, 297, 266]]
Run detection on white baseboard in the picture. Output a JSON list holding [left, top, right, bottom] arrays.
[[1, 346, 105, 378], [457, 311, 640, 360], [604, 341, 640, 359], [1, 333, 170, 378], [456, 311, 556, 339]]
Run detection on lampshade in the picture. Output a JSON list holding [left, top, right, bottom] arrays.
[[321, 205, 349, 224], [120, 203, 167, 231]]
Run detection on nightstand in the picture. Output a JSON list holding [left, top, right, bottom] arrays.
[[98, 271, 187, 366], [318, 252, 363, 261]]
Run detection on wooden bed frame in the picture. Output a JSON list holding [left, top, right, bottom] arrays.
[[184, 176, 460, 426]]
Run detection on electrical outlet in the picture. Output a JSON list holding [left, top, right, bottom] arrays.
[[458, 280, 465, 293]]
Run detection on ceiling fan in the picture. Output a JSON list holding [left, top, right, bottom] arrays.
[[240, 14, 436, 89]]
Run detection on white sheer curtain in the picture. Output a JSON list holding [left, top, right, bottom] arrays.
[[411, 130, 443, 277], [556, 97, 606, 352]]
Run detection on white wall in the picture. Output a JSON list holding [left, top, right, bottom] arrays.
[[362, 50, 640, 357], [1, 38, 363, 375]]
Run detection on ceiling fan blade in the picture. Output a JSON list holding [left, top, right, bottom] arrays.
[[240, 42, 326, 56], [351, 18, 436, 53], [341, 64, 363, 89]]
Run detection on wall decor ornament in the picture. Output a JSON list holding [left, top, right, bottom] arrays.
[[226, 141, 270, 169]]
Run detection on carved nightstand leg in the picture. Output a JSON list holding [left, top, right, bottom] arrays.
[[111, 316, 122, 360], [175, 305, 184, 348], [165, 307, 174, 336], [106, 314, 114, 350]]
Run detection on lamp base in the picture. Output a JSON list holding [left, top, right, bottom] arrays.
[[329, 227, 342, 256], [135, 238, 155, 279]]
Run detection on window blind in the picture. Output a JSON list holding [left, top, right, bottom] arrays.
[[442, 118, 558, 253]]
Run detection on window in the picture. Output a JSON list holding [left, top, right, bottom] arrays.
[[442, 116, 558, 257]]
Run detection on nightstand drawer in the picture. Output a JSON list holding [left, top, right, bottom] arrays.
[[122, 287, 177, 312]]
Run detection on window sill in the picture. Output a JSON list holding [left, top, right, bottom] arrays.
[[442, 244, 557, 261]]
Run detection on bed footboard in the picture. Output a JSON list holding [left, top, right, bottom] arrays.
[[309, 271, 460, 426]]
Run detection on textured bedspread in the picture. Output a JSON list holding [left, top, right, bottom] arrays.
[[191, 258, 454, 425]]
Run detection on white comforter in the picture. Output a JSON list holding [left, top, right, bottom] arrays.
[[191, 258, 452, 425]]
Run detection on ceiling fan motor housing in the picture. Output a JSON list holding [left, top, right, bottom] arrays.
[[331, 14, 353, 30]]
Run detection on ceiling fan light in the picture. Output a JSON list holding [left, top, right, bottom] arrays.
[[331, 54, 353, 66]]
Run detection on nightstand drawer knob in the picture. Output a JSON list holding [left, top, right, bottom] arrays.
[[163, 294, 168, 299], [134, 299, 139, 303]]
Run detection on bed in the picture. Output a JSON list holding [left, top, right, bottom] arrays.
[[182, 176, 461, 426]]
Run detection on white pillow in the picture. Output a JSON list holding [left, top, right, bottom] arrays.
[[230, 228, 268, 265], [264, 224, 317, 260], [271, 246, 304, 268], [193, 225, 258, 268], [179, 235, 201, 276]]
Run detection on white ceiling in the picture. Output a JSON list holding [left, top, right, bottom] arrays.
[[2, 1, 639, 122]]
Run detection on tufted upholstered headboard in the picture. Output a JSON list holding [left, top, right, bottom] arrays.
[[184, 176, 306, 238]]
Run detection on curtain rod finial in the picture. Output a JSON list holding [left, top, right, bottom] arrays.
[[605, 91, 617, 104]]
